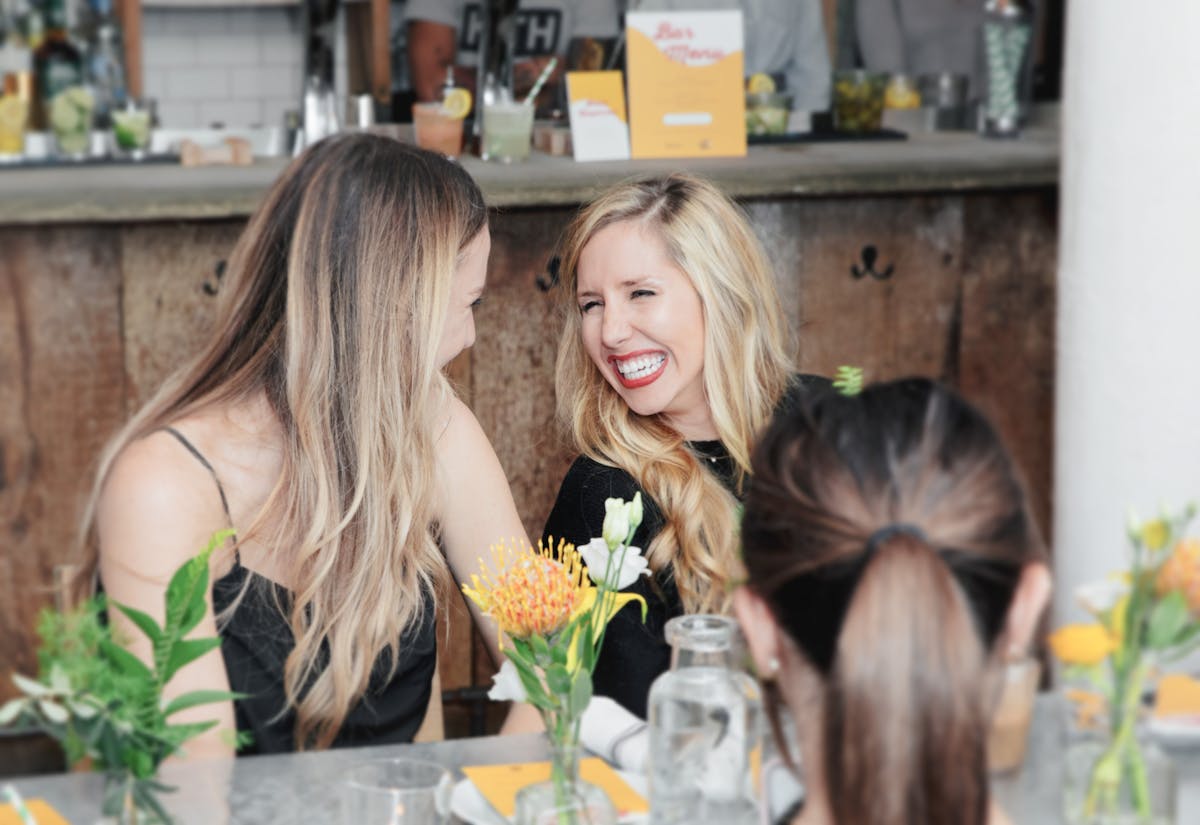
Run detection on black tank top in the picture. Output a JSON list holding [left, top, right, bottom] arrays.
[[164, 428, 437, 754]]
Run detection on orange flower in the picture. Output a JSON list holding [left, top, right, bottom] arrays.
[[1157, 538, 1200, 614], [462, 539, 590, 642]]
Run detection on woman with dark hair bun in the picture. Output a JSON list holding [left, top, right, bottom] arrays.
[[734, 378, 1052, 825]]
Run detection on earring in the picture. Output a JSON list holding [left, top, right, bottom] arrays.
[[766, 656, 781, 679]]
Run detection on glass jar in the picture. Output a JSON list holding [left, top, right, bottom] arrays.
[[647, 615, 761, 825], [514, 741, 617, 825]]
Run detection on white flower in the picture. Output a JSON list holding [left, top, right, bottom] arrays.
[[579, 537, 650, 590], [487, 659, 527, 703], [1075, 577, 1129, 616], [602, 498, 632, 549]]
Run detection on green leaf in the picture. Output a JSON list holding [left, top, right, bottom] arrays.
[[36, 699, 69, 724], [114, 604, 164, 648], [1146, 591, 1190, 649], [162, 689, 241, 718], [529, 633, 550, 661], [161, 638, 223, 686], [567, 671, 593, 719], [545, 665, 572, 697], [100, 640, 154, 682], [133, 780, 173, 824]]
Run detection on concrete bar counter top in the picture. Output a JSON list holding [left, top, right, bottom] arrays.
[[0, 128, 1059, 224]]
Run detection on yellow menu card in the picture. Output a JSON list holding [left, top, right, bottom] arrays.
[[626, 11, 746, 159], [462, 757, 648, 819], [0, 799, 71, 825], [566, 71, 632, 162]]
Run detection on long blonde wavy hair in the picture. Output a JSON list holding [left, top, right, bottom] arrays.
[[74, 134, 488, 749], [555, 174, 794, 613]]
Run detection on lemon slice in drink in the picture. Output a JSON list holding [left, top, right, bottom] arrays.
[[441, 88, 473, 120], [746, 73, 776, 94]]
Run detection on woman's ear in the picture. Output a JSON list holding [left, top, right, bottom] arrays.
[[1004, 561, 1053, 657], [733, 585, 782, 679]]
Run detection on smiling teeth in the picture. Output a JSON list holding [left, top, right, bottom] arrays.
[[616, 355, 665, 379]]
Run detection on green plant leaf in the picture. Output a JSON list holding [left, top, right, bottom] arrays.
[[1146, 590, 1190, 649], [545, 665, 572, 697], [36, 699, 69, 724], [567, 670, 592, 719], [529, 633, 550, 661], [161, 638, 223, 686], [100, 639, 154, 682], [114, 604, 164, 648], [162, 689, 242, 718]]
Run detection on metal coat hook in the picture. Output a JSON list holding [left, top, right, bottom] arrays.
[[536, 255, 561, 292], [851, 245, 894, 281], [202, 260, 227, 296]]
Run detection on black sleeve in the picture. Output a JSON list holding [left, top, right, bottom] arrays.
[[541, 456, 659, 552]]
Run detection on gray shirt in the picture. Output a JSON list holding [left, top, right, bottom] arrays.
[[631, 0, 832, 111], [855, 0, 985, 99]]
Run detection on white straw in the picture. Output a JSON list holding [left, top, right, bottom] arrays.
[[2, 784, 38, 825]]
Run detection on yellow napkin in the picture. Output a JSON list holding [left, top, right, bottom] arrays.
[[1154, 673, 1200, 718], [462, 758, 648, 819], [0, 799, 71, 825]]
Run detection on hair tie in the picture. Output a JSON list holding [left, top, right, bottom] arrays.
[[864, 523, 928, 555]]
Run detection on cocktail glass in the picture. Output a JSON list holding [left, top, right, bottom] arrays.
[[111, 98, 154, 160], [412, 102, 464, 158], [482, 101, 534, 163], [49, 85, 95, 160]]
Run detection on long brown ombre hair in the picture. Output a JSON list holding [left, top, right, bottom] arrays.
[[555, 174, 794, 613], [74, 134, 487, 749], [741, 379, 1046, 825]]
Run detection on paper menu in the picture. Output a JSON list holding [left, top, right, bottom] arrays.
[[566, 71, 632, 162], [461, 757, 647, 818], [0, 799, 70, 825], [626, 11, 746, 159]]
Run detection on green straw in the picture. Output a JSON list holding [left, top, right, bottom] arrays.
[[523, 57, 559, 105]]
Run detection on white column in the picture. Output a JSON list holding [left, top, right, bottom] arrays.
[[1054, 2, 1200, 623]]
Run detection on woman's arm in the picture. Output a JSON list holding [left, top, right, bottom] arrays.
[[95, 432, 238, 760]]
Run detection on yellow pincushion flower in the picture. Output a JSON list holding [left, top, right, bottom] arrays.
[[1140, 518, 1170, 551], [462, 539, 590, 643], [1048, 624, 1118, 667], [1157, 538, 1200, 614]]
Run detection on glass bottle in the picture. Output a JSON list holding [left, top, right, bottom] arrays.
[[980, 0, 1033, 138], [34, 0, 90, 156], [84, 0, 126, 130], [647, 615, 761, 825]]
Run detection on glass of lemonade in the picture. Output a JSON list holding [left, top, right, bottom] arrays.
[[49, 85, 95, 160], [482, 101, 534, 163], [412, 101, 464, 158], [110, 98, 154, 160]]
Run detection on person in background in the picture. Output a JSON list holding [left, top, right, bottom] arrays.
[[74, 134, 528, 757], [405, 0, 619, 115], [540, 173, 818, 720], [631, 0, 831, 112], [735, 378, 1053, 825], [855, 0, 985, 99]]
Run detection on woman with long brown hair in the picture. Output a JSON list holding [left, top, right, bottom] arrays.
[[541, 173, 812, 719], [735, 378, 1053, 825], [74, 134, 526, 756]]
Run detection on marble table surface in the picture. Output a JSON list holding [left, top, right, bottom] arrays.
[[5, 698, 1200, 824]]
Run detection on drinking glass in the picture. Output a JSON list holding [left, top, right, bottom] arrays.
[[110, 98, 154, 160], [412, 102, 464, 158], [832, 70, 887, 133], [339, 757, 453, 825], [986, 656, 1041, 774], [48, 85, 95, 160], [482, 101, 534, 163]]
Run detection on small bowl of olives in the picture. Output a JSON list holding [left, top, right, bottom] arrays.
[[832, 70, 887, 133]]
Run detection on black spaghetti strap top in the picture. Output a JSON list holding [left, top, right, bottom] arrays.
[[164, 427, 437, 754]]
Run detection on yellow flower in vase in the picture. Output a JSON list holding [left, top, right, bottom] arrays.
[[1157, 537, 1200, 614], [1048, 623, 1118, 667]]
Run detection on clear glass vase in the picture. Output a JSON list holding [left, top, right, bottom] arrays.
[[514, 741, 617, 825], [1063, 737, 1176, 825], [647, 615, 761, 825], [98, 771, 168, 825]]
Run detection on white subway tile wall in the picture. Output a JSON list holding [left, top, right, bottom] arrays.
[[142, 7, 302, 129]]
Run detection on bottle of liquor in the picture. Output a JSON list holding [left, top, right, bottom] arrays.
[[84, 0, 125, 128], [34, 0, 88, 152]]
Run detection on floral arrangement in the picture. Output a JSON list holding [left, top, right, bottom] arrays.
[[1049, 504, 1199, 821], [462, 494, 647, 818], [0, 532, 245, 824]]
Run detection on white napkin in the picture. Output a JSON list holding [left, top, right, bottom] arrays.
[[580, 695, 649, 774]]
